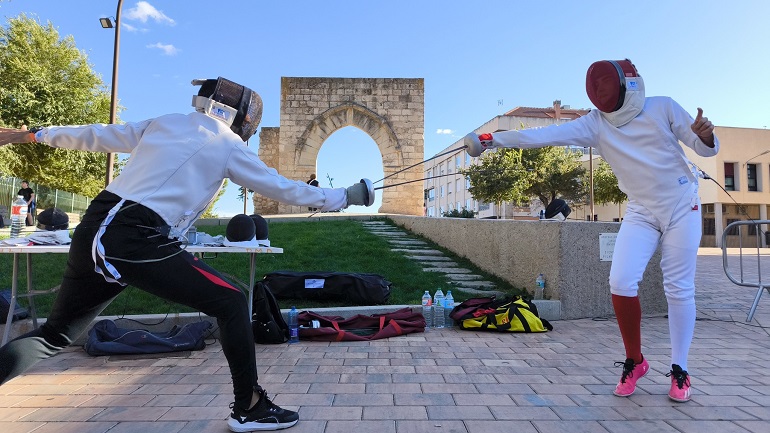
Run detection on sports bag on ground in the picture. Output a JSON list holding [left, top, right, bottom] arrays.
[[261, 271, 391, 305], [0, 289, 29, 321], [251, 281, 289, 344], [297, 308, 425, 341], [84, 319, 212, 356], [450, 296, 553, 333]]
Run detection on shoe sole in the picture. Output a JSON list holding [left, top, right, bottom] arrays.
[[612, 366, 649, 397], [668, 391, 691, 403], [228, 419, 298, 432]]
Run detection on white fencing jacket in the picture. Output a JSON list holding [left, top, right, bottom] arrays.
[[488, 97, 719, 226], [36, 112, 348, 236]]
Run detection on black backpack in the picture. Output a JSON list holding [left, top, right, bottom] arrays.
[[251, 281, 289, 344]]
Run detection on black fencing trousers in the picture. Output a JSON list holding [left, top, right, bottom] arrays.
[[0, 190, 258, 409]]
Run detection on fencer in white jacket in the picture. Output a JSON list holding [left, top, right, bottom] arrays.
[[465, 59, 717, 403], [0, 77, 375, 432]]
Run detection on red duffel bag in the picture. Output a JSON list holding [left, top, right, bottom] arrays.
[[297, 308, 425, 342]]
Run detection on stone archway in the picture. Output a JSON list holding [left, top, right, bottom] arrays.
[[252, 77, 424, 216]]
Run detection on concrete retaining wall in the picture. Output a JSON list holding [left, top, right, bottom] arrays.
[[388, 215, 666, 320]]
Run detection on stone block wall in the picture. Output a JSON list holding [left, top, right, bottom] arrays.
[[388, 215, 666, 320]]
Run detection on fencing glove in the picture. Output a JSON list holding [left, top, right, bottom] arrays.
[[464, 132, 497, 157], [345, 179, 375, 207]]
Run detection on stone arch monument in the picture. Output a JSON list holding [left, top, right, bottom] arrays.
[[252, 77, 424, 216]]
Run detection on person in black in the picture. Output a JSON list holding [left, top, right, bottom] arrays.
[[307, 173, 320, 211], [17, 180, 35, 226]]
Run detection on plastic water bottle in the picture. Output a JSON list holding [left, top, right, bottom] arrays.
[[535, 273, 545, 300], [288, 306, 299, 344], [187, 225, 198, 244], [10, 195, 27, 239], [444, 290, 454, 327], [433, 289, 445, 328], [421, 290, 432, 328], [539, 209, 545, 220]]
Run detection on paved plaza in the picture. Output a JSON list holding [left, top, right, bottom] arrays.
[[2, 249, 770, 433]]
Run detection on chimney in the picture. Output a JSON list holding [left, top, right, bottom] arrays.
[[553, 100, 562, 120]]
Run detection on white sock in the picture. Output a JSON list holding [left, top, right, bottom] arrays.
[[668, 301, 696, 371]]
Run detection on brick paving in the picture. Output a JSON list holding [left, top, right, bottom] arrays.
[[2, 249, 770, 432]]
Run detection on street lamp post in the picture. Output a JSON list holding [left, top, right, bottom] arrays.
[[100, 0, 124, 187]]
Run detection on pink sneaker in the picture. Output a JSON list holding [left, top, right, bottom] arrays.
[[613, 357, 649, 397], [667, 364, 692, 402]]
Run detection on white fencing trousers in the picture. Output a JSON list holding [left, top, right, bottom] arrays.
[[609, 191, 701, 369]]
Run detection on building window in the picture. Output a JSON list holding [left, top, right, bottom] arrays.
[[456, 155, 462, 169], [447, 182, 452, 195], [466, 178, 471, 189], [440, 186, 444, 197], [466, 199, 471, 210], [465, 153, 471, 165], [456, 179, 461, 194], [747, 163, 758, 192], [703, 218, 715, 235], [427, 189, 435, 202], [439, 206, 444, 215], [724, 162, 735, 191], [726, 218, 741, 236]]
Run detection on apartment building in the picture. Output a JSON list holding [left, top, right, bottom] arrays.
[[424, 101, 589, 219]]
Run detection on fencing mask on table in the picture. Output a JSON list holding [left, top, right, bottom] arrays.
[[585, 59, 645, 127], [192, 77, 263, 141]]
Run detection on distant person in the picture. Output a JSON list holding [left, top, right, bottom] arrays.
[[465, 59, 717, 403], [17, 180, 35, 226], [307, 173, 319, 211], [0, 76, 374, 432]]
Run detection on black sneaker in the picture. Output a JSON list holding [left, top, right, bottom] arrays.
[[227, 389, 299, 432]]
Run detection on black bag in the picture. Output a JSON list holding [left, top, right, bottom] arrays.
[[261, 271, 391, 305], [84, 319, 212, 356], [0, 289, 29, 321], [252, 281, 289, 344]]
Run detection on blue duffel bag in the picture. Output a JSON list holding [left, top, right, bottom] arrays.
[[84, 319, 212, 356]]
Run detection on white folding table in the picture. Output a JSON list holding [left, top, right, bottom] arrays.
[[1, 244, 282, 346]]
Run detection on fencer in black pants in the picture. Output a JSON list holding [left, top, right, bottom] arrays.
[[0, 76, 374, 431], [0, 191, 259, 409]]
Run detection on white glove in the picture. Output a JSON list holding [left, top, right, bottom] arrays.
[[345, 178, 375, 207], [464, 132, 495, 157]]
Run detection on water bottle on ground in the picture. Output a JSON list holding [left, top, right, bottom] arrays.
[[535, 273, 545, 300], [288, 306, 299, 343], [433, 289, 445, 328], [10, 195, 27, 239], [421, 290, 432, 328], [444, 290, 454, 327]]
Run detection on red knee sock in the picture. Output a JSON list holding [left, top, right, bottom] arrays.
[[612, 294, 643, 363]]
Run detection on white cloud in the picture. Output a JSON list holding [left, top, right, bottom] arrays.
[[436, 128, 453, 135], [146, 42, 179, 56], [125, 1, 175, 25], [121, 22, 145, 33]]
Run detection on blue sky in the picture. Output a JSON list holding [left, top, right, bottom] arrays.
[[2, 1, 768, 216]]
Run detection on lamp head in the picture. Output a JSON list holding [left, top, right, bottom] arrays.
[[99, 17, 114, 29]]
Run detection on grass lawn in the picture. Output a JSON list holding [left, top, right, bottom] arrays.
[[0, 218, 524, 317]]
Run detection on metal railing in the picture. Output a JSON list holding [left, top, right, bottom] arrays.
[[721, 219, 770, 322], [0, 176, 92, 220]]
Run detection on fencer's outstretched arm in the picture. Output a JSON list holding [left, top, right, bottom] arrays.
[[464, 115, 597, 157]]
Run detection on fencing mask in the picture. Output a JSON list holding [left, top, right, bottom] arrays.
[[192, 77, 263, 141], [585, 59, 645, 126]]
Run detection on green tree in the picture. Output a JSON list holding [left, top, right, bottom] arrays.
[[201, 179, 229, 219], [442, 207, 476, 218], [0, 13, 112, 197], [592, 159, 627, 219], [462, 148, 532, 218], [521, 146, 587, 209]]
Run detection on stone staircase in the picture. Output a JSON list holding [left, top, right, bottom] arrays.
[[361, 220, 506, 298]]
